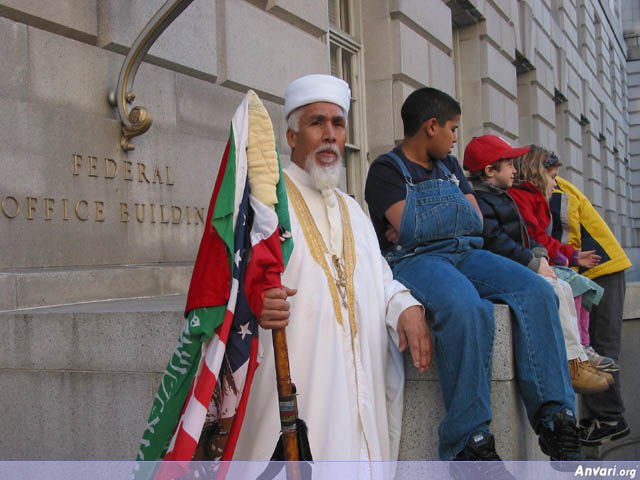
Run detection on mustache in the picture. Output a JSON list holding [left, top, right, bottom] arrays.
[[314, 144, 341, 157]]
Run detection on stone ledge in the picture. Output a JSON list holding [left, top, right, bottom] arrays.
[[404, 304, 514, 382], [0, 298, 544, 461], [0, 2, 97, 45], [0, 264, 192, 311], [97, 0, 217, 82], [0, 369, 153, 460], [0, 308, 184, 373], [400, 303, 544, 460]]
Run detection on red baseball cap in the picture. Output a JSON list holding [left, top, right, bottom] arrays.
[[463, 135, 531, 173]]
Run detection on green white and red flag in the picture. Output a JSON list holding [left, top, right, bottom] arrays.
[[133, 91, 292, 480]]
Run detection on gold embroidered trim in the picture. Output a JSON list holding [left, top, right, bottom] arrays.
[[284, 174, 357, 336]]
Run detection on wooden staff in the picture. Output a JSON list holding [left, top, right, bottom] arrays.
[[272, 327, 300, 460], [272, 327, 302, 480]]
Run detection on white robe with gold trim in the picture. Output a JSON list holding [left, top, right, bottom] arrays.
[[234, 162, 418, 461]]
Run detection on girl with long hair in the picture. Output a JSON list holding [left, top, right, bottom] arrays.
[[509, 146, 619, 372]]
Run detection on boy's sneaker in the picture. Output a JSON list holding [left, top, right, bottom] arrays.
[[583, 346, 620, 373], [537, 409, 585, 461], [568, 359, 610, 394], [580, 417, 630, 446], [449, 431, 516, 480]]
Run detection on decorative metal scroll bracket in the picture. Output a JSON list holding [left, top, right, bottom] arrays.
[[108, 0, 195, 151]]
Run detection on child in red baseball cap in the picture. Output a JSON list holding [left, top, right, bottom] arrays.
[[463, 135, 612, 395]]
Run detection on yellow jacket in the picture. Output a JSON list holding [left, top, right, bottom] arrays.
[[550, 176, 631, 279]]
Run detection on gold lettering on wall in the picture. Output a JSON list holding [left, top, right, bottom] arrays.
[[44, 198, 55, 220], [1, 152, 207, 228], [195, 207, 205, 225], [1, 196, 19, 218], [152, 166, 163, 184], [1, 195, 205, 226], [73, 154, 82, 175], [135, 203, 145, 223], [88, 156, 98, 177], [138, 163, 150, 183], [171, 206, 182, 224], [105, 158, 118, 179], [160, 205, 169, 224], [95, 201, 105, 222], [27, 197, 37, 220], [120, 203, 130, 222], [70, 154, 175, 188], [75, 200, 89, 221]]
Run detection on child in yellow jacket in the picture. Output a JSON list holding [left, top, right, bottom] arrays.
[[551, 177, 631, 446]]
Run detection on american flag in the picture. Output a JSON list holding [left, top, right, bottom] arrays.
[[162, 181, 260, 466], [134, 91, 292, 480]]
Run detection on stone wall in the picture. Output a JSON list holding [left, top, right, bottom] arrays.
[[0, 299, 545, 461], [2, 284, 637, 461], [363, 0, 634, 275], [0, 0, 330, 309], [0, 0, 635, 290], [624, 0, 640, 279], [0, 0, 327, 271], [0, 0, 637, 463]]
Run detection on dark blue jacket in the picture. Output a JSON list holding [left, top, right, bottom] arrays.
[[472, 180, 547, 271]]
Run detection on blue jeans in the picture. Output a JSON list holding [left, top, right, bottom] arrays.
[[380, 150, 575, 459], [390, 248, 575, 460]]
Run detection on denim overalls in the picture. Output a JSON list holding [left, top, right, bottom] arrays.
[[381, 151, 575, 460], [383, 151, 483, 264]]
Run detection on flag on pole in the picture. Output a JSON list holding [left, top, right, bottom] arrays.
[[134, 91, 293, 479]]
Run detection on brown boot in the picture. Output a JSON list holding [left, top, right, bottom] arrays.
[[569, 359, 609, 394], [582, 360, 614, 386]]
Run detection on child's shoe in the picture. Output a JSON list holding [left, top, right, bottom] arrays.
[[580, 417, 630, 446], [537, 408, 585, 462], [583, 346, 620, 373], [450, 431, 516, 480], [581, 360, 614, 386], [568, 359, 609, 394]]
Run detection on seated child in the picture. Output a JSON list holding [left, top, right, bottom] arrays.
[[550, 176, 630, 445], [550, 178, 622, 373], [462, 134, 612, 394], [365, 87, 583, 464], [507, 146, 614, 369]]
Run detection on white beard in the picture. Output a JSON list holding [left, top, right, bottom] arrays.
[[304, 144, 342, 192]]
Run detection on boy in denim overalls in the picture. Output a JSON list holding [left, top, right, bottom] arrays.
[[365, 87, 582, 464]]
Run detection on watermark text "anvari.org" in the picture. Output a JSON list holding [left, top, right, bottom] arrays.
[[576, 465, 638, 478]]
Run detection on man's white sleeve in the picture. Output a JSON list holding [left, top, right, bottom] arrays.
[[381, 255, 422, 348]]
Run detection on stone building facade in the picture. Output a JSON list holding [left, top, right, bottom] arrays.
[[0, 0, 636, 462], [0, 0, 635, 293], [625, 0, 640, 278]]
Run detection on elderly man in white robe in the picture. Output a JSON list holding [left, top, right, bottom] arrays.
[[234, 74, 431, 462]]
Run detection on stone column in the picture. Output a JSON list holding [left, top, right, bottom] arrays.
[[624, 0, 640, 269], [363, 0, 454, 160], [453, 0, 520, 149]]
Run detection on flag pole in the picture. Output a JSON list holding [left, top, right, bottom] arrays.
[[272, 327, 304, 480], [272, 327, 300, 461]]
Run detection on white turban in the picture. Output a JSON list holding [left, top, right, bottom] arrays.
[[284, 74, 351, 118]]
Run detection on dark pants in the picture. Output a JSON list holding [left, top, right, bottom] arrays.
[[582, 270, 626, 420]]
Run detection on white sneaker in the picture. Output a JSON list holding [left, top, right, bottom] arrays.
[[583, 346, 620, 373]]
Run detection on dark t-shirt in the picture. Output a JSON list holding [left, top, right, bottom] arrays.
[[365, 145, 473, 250]]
